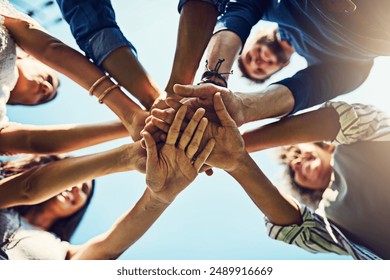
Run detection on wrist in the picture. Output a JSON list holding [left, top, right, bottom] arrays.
[[226, 151, 252, 175], [145, 187, 172, 206]]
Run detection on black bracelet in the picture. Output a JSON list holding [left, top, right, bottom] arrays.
[[199, 59, 233, 88]]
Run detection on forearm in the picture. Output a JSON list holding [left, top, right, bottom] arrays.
[[0, 143, 142, 209], [0, 121, 128, 155], [242, 107, 340, 153], [3, 17, 143, 130], [228, 152, 301, 226], [165, 0, 218, 95], [102, 47, 161, 109], [205, 30, 242, 80], [70, 188, 168, 259], [238, 84, 295, 123]]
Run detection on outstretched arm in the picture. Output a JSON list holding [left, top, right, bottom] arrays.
[[0, 121, 128, 155], [209, 93, 301, 225], [165, 0, 219, 96], [242, 106, 340, 152], [69, 103, 214, 260], [2, 15, 147, 140], [0, 142, 145, 209], [148, 93, 301, 225]]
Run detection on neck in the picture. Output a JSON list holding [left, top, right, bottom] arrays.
[[22, 206, 57, 230]]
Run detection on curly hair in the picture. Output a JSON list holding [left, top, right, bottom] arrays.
[[278, 143, 333, 209]]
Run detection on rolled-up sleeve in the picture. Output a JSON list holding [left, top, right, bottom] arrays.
[[214, 0, 268, 45], [265, 206, 350, 255], [178, 0, 229, 15], [324, 101, 390, 144]]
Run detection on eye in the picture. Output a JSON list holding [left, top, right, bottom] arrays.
[[82, 184, 88, 194]]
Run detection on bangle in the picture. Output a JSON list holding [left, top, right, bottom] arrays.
[[89, 75, 110, 96], [98, 84, 120, 104]]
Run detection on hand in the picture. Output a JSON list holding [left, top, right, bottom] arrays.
[[143, 105, 215, 204], [149, 93, 246, 172], [121, 110, 149, 141], [174, 83, 245, 126]]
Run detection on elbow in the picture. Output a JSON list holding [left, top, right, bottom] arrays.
[[40, 40, 70, 67]]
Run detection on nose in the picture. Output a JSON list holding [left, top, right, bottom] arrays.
[[41, 80, 54, 96]]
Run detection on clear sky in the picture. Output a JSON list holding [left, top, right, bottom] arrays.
[[6, 1, 390, 260]]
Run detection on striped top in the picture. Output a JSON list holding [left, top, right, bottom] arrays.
[[266, 101, 390, 260]]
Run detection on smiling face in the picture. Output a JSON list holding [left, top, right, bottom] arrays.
[[239, 29, 293, 81], [8, 56, 59, 105], [288, 144, 333, 191], [43, 181, 93, 219]]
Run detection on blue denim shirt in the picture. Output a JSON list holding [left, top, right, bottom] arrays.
[[178, 0, 228, 15], [56, 0, 136, 67], [183, 0, 390, 115]]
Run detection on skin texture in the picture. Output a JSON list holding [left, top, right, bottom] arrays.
[[8, 56, 60, 105], [70, 104, 215, 259], [2, 15, 146, 141], [0, 120, 128, 155], [146, 92, 344, 228]]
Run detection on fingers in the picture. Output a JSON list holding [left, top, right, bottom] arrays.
[[178, 108, 205, 151], [151, 108, 175, 125], [174, 83, 223, 98], [166, 105, 187, 145], [166, 98, 195, 120], [140, 130, 165, 149], [142, 131, 158, 168], [213, 92, 236, 127], [185, 117, 208, 159], [193, 139, 215, 172], [199, 164, 214, 176]]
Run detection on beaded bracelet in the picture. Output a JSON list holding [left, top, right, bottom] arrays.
[[98, 84, 120, 104], [89, 75, 110, 96]]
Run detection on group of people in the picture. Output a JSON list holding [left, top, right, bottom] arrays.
[[1, 0, 389, 260]]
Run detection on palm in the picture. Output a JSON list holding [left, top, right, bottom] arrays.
[[143, 106, 215, 204], [146, 145, 196, 192], [203, 121, 245, 171]]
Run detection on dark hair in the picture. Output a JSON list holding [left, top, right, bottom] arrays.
[[238, 29, 290, 83], [1, 154, 95, 241], [17, 180, 95, 241]]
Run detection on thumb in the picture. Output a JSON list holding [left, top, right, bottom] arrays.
[[213, 92, 236, 127], [174, 83, 223, 98], [142, 131, 158, 169]]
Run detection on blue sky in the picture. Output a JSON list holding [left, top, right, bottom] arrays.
[[7, 1, 390, 260]]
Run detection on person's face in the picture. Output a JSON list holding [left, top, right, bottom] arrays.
[[8, 57, 59, 105], [289, 144, 332, 191], [43, 181, 93, 219]]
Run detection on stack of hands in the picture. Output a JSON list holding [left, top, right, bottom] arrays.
[[138, 85, 247, 204]]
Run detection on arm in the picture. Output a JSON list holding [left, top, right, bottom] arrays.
[[203, 0, 267, 78], [69, 103, 215, 260], [101, 47, 161, 110], [150, 93, 301, 225], [0, 121, 128, 155], [242, 106, 340, 152], [2, 16, 146, 140], [275, 61, 374, 115], [242, 100, 390, 153], [56, 0, 161, 109], [165, 0, 220, 96], [174, 60, 374, 126], [0, 142, 145, 209]]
